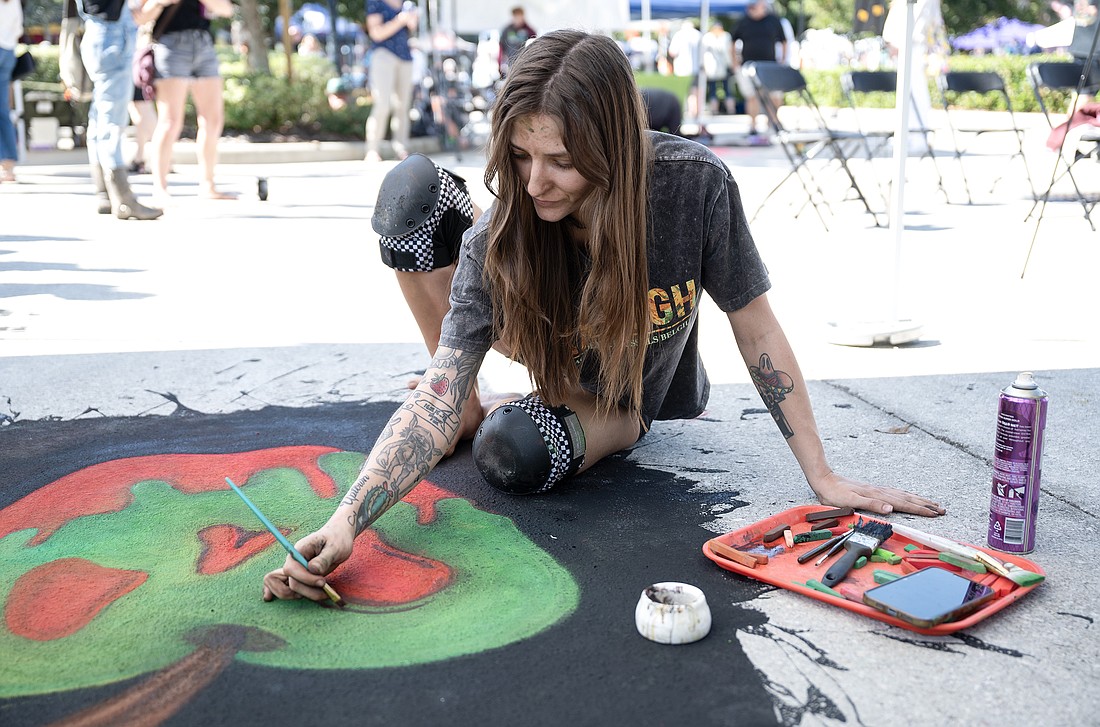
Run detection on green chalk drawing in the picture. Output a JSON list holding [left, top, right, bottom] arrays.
[[0, 448, 579, 697]]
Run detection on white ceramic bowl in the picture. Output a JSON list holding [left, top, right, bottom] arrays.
[[634, 582, 712, 644]]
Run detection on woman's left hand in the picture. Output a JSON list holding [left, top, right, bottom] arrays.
[[808, 470, 946, 517]]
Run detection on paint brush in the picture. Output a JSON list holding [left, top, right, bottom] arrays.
[[821, 520, 893, 588], [796, 528, 853, 565], [225, 477, 346, 607], [813, 529, 855, 566], [886, 521, 1045, 587]]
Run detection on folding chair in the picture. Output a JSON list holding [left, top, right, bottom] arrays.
[[1025, 61, 1100, 229], [744, 62, 883, 230], [937, 70, 1037, 204], [841, 70, 947, 199]]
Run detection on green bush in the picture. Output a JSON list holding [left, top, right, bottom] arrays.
[[634, 71, 694, 100], [637, 55, 1079, 116], [16, 46, 371, 139], [19, 44, 61, 87], [20, 45, 1077, 136], [801, 54, 1075, 114]]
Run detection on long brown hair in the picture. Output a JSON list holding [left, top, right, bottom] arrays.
[[483, 30, 651, 417]]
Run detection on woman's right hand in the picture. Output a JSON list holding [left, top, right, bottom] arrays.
[[261, 519, 356, 602]]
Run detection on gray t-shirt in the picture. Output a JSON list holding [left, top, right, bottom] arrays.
[[439, 131, 771, 428]]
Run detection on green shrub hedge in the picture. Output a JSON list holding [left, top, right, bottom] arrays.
[[790, 54, 1077, 113], [18, 46, 371, 139], [639, 55, 1079, 115], [18, 46, 1079, 138]]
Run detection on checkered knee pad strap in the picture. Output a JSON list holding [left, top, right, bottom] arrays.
[[472, 394, 587, 494], [377, 163, 473, 272], [512, 395, 585, 492]]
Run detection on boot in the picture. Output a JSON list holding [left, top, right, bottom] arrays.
[[90, 165, 112, 215], [104, 168, 163, 220]]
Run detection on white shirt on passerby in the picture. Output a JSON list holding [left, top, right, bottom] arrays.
[[1, 0, 24, 51], [702, 27, 734, 79], [668, 21, 700, 77]]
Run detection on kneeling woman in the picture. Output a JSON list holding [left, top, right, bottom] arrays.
[[262, 30, 943, 603]]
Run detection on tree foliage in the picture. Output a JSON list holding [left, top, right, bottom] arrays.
[[22, 0, 1068, 56], [773, 0, 1059, 37], [20, 0, 367, 42]]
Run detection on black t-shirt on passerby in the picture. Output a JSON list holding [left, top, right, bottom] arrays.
[[731, 14, 785, 62], [500, 21, 536, 72]]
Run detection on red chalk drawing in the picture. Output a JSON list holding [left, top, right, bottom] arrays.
[[6, 559, 148, 641], [0, 445, 579, 709], [196, 525, 282, 576], [0, 446, 342, 547]]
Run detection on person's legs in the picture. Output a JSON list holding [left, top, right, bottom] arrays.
[[0, 48, 18, 180], [734, 68, 762, 128], [720, 76, 735, 114], [706, 78, 720, 114], [150, 78, 190, 196], [187, 31, 232, 198], [471, 387, 641, 494], [190, 76, 231, 197], [81, 17, 160, 219], [128, 96, 156, 171], [560, 389, 644, 473], [80, 19, 133, 173], [366, 49, 399, 160], [395, 266, 458, 358], [389, 57, 414, 158], [685, 80, 699, 118]]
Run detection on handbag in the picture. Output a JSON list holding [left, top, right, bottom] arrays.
[[132, 46, 157, 100], [12, 50, 36, 81], [132, 3, 182, 102]]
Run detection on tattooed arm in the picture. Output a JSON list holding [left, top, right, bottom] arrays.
[[262, 345, 486, 602], [727, 294, 944, 518]]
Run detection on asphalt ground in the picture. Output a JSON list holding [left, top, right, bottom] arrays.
[[1, 109, 1098, 726]]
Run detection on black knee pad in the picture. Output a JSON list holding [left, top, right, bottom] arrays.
[[372, 153, 474, 272], [472, 395, 587, 495]]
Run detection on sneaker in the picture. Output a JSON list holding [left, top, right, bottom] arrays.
[[128, 160, 147, 174]]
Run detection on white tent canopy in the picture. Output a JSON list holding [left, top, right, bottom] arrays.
[[435, 0, 631, 36]]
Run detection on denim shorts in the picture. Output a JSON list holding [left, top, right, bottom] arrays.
[[154, 29, 221, 79]]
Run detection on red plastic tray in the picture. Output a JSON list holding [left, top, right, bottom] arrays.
[[703, 505, 1045, 635]]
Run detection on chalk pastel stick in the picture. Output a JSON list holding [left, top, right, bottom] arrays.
[[873, 569, 901, 584], [938, 552, 988, 573], [805, 507, 854, 522], [872, 548, 902, 565], [225, 477, 346, 607], [793, 529, 835, 544], [805, 579, 845, 599], [708, 539, 758, 569], [763, 523, 791, 543]]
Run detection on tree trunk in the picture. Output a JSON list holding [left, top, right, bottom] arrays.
[[236, 0, 270, 74]]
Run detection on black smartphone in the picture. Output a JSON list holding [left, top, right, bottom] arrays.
[[862, 567, 997, 628]]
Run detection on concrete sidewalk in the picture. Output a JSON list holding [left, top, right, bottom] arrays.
[[2, 129, 1098, 725]]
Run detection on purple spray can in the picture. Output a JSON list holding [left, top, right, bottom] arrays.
[[987, 372, 1048, 554]]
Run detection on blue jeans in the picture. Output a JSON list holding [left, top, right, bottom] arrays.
[[77, 5, 136, 170], [0, 47, 17, 163]]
